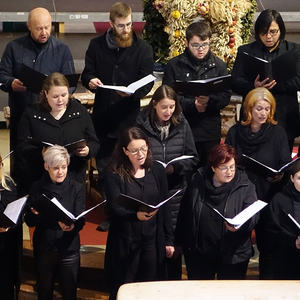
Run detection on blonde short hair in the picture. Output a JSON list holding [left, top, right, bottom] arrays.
[[43, 145, 70, 167]]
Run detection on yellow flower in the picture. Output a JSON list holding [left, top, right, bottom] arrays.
[[172, 50, 180, 57], [171, 10, 181, 19], [173, 30, 180, 38]]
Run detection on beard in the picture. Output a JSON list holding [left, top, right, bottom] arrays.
[[113, 28, 133, 48]]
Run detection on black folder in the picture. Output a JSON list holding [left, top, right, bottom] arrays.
[[19, 64, 80, 93], [114, 190, 182, 213], [242, 154, 300, 177], [173, 74, 231, 97], [241, 51, 296, 82]]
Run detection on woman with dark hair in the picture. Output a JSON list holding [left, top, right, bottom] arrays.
[[136, 84, 198, 279], [104, 127, 174, 300], [17, 72, 99, 193], [0, 154, 21, 299], [226, 87, 291, 279], [268, 160, 300, 279], [25, 145, 86, 300], [175, 144, 257, 280], [232, 9, 300, 150]]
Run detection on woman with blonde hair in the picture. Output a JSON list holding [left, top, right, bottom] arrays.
[[226, 87, 291, 279], [0, 154, 22, 299]]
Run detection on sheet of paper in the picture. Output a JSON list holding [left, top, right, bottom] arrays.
[[4, 195, 28, 224]]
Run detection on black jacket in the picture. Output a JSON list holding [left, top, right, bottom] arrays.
[[104, 162, 173, 288], [81, 30, 154, 137], [17, 98, 100, 190], [231, 40, 300, 139], [0, 33, 74, 130], [163, 49, 231, 142], [226, 122, 291, 201], [0, 182, 22, 290], [176, 167, 257, 264], [25, 174, 85, 255], [136, 109, 198, 228]]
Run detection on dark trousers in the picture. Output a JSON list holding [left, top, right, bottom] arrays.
[[35, 251, 80, 300], [109, 242, 158, 300], [166, 254, 182, 280], [195, 140, 220, 167], [184, 249, 249, 280]]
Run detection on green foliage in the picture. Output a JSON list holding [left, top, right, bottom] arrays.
[[241, 0, 257, 44], [142, 0, 170, 63]]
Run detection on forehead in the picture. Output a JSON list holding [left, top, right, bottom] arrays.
[[114, 15, 132, 24], [156, 97, 176, 106], [218, 157, 235, 167], [269, 21, 279, 29], [128, 139, 146, 148], [30, 13, 51, 28], [189, 35, 209, 43], [253, 99, 270, 107], [48, 85, 68, 94]]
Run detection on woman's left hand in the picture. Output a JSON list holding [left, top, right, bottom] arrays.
[[165, 245, 175, 258], [74, 146, 89, 157], [225, 222, 238, 232], [58, 221, 74, 231]]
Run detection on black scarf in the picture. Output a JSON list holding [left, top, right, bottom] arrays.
[[235, 122, 274, 155], [186, 48, 212, 67]]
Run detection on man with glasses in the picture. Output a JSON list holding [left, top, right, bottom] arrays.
[[163, 21, 231, 167], [232, 9, 300, 152], [81, 2, 153, 214]]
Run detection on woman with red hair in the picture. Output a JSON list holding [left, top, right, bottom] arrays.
[[175, 144, 258, 279]]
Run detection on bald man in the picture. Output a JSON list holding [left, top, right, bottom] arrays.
[[0, 7, 75, 152]]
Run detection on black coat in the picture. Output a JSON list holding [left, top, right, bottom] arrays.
[[176, 167, 257, 264], [81, 30, 154, 137], [17, 98, 100, 190], [24, 174, 85, 255], [231, 40, 300, 139], [226, 122, 291, 201], [163, 49, 231, 142], [136, 109, 199, 228], [0, 33, 75, 148], [0, 182, 22, 293], [268, 181, 300, 278], [104, 162, 173, 291]]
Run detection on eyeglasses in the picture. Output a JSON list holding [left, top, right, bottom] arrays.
[[217, 165, 235, 172], [190, 42, 209, 50], [261, 29, 279, 37], [114, 21, 132, 30], [126, 145, 148, 155]]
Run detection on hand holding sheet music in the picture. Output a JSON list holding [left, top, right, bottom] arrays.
[[42, 194, 106, 226], [207, 200, 267, 229]]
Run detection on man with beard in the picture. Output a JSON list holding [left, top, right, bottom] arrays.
[[163, 21, 231, 167], [81, 2, 154, 199], [0, 7, 75, 154]]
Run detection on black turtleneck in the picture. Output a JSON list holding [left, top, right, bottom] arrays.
[[186, 48, 211, 67]]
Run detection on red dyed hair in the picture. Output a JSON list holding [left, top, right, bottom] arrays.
[[208, 144, 237, 168]]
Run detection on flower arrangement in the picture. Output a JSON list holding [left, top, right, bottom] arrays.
[[146, 0, 256, 69]]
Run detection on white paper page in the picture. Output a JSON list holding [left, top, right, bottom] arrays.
[[155, 160, 167, 168], [51, 197, 76, 220], [4, 195, 28, 224], [100, 74, 156, 94], [288, 214, 300, 229], [190, 74, 231, 83], [75, 200, 106, 219], [168, 155, 194, 165], [225, 200, 267, 227], [151, 189, 182, 209], [126, 74, 156, 93]]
